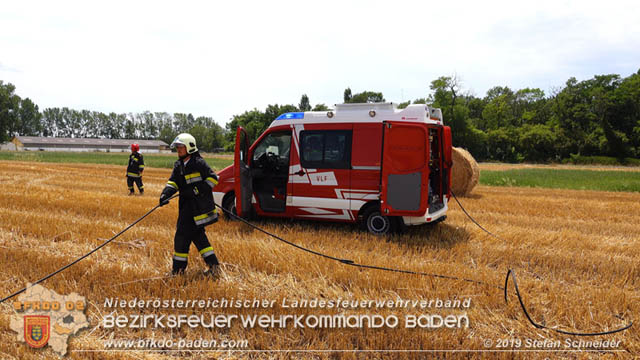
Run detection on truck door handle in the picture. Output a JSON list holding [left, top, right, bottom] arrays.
[[295, 170, 305, 176]]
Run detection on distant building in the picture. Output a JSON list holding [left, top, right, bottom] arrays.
[[10, 136, 170, 153]]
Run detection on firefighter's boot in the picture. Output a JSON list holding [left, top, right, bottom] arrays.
[[170, 268, 185, 276], [204, 264, 220, 279]]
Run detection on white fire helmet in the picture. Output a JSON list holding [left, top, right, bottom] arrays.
[[170, 133, 198, 154]]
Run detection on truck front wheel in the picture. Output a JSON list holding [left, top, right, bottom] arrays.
[[221, 193, 237, 220]]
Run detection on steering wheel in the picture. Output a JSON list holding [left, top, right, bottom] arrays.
[[266, 152, 280, 171]]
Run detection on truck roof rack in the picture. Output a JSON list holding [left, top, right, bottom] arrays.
[[334, 103, 397, 112]]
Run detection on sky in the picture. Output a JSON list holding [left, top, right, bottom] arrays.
[[1, 0, 639, 125]]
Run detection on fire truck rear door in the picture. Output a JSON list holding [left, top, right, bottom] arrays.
[[380, 121, 429, 216]]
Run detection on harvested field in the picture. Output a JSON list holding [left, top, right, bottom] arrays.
[[0, 161, 638, 359]]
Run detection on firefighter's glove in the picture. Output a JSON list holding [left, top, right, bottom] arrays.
[[159, 193, 170, 207]]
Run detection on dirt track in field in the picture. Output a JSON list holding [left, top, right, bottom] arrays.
[[480, 162, 640, 172], [0, 161, 638, 359]]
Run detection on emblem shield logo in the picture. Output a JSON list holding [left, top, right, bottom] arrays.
[[24, 315, 50, 348]]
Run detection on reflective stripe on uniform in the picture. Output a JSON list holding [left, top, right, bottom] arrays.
[[173, 252, 188, 261], [166, 181, 178, 189], [139, 165, 145, 168], [205, 177, 218, 188], [127, 172, 141, 177], [194, 210, 218, 226], [199, 246, 214, 258], [194, 213, 209, 221], [185, 172, 202, 184]]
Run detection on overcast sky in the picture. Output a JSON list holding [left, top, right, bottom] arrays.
[[1, 0, 638, 125]]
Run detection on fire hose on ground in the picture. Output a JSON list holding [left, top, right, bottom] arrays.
[[0, 192, 632, 337]]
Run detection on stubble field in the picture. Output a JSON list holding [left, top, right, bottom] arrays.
[[0, 160, 638, 359]]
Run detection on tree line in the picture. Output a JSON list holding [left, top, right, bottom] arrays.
[[420, 71, 640, 162], [1, 70, 639, 160]]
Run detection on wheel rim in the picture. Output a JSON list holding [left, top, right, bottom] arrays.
[[224, 196, 237, 217], [368, 212, 390, 234]]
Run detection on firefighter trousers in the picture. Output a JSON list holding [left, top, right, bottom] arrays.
[[172, 211, 219, 273], [127, 176, 144, 193]]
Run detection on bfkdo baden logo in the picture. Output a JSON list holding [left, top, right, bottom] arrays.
[[24, 315, 50, 348], [10, 283, 89, 356]]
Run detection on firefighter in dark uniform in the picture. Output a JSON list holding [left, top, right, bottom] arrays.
[[159, 133, 221, 276], [127, 144, 145, 195]]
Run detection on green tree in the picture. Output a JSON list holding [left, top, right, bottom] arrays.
[[312, 103, 330, 111], [17, 98, 42, 136], [124, 114, 136, 139], [430, 75, 461, 122], [608, 71, 640, 157], [343, 88, 352, 103], [224, 104, 298, 150], [482, 92, 514, 129], [189, 117, 225, 153], [514, 88, 547, 125], [173, 113, 193, 133], [518, 124, 556, 161], [551, 74, 635, 157], [41, 108, 61, 137], [347, 91, 385, 103], [430, 75, 475, 148], [397, 101, 411, 109], [487, 128, 521, 162], [298, 94, 311, 111], [0, 81, 21, 141]]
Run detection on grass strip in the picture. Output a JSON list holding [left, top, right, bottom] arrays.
[[480, 168, 640, 192], [0, 151, 233, 170]]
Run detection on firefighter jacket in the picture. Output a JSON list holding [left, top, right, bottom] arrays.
[[161, 152, 219, 228], [127, 152, 145, 177]]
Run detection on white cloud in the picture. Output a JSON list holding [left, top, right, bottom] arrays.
[[1, 0, 638, 124]]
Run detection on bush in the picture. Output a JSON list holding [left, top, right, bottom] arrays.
[[486, 128, 522, 162], [518, 124, 556, 162]]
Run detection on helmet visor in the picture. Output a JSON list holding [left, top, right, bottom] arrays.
[[170, 138, 184, 149]]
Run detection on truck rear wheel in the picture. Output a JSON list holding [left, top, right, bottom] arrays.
[[361, 206, 395, 235]]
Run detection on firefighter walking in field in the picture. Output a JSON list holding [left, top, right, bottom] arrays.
[[159, 133, 221, 276], [127, 144, 145, 195]]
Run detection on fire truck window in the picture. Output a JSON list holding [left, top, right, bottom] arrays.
[[253, 132, 292, 162], [303, 134, 323, 162], [300, 130, 352, 169]]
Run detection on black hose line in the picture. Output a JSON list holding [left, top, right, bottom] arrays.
[[1, 190, 631, 337], [450, 190, 632, 335], [216, 192, 632, 337], [0, 194, 179, 304]]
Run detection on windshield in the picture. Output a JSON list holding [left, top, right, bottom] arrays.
[[253, 131, 291, 161]]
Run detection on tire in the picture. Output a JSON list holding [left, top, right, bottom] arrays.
[[221, 193, 237, 220], [361, 206, 395, 235]]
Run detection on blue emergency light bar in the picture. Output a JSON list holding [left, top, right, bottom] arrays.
[[276, 112, 305, 120]]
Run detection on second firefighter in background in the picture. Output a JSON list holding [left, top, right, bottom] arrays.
[[127, 143, 145, 195], [159, 133, 221, 275]]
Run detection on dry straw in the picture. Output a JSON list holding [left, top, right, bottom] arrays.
[[0, 160, 638, 358], [451, 147, 479, 196]]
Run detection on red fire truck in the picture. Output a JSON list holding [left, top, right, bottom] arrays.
[[213, 103, 453, 235]]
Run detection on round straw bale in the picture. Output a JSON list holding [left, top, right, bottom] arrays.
[[451, 147, 479, 196]]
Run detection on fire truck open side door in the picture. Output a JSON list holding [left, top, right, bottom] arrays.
[[442, 125, 453, 198], [380, 121, 429, 216], [234, 127, 252, 217]]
